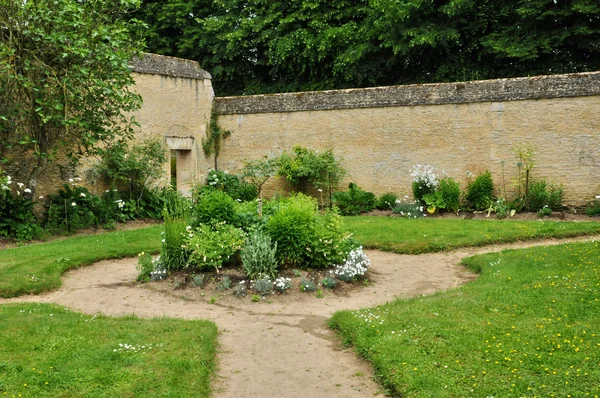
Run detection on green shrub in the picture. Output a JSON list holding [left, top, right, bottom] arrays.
[[527, 179, 564, 211], [299, 278, 317, 292], [206, 170, 257, 201], [234, 199, 265, 231], [266, 194, 316, 267], [186, 222, 246, 272], [333, 182, 376, 216], [0, 175, 39, 240], [216, 275, 232, 291], [392, 198, 424, 218], [46, 183, 104, 232], [240, 229, 278, 279], [252, 277, 273, 295], [310, 210, 354, 268], [193, 189, 237, 226], [411, 164, 438, 205], [465, 171, 495, 210], [438, 177, 461, 212], [376, 192, 398, 210], [586, 200, 600, 216], [322, 276, 337, 289]]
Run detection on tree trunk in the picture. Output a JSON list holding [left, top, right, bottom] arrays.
[[26, 155, 48, 199]]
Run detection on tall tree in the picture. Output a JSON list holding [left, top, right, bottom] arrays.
[[0, 0, 144, 197]]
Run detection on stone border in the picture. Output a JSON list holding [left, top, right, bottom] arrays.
[[130, 53, 212, 80], [214, 72, 600, 115]]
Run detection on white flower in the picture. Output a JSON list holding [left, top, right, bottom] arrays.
[[80, 192, 86, 197], [71, 202, 76, 206], [24, 188, 31, 193], [106, 190, 110, 193], [68, 178, 74, 182], [162, 239, 166, 243], [17, 182, 24, 188], [39, 195, 44, 199]]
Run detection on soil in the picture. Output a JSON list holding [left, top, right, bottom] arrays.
[[2, 234, 598, 397]]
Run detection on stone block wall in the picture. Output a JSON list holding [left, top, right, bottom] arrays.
[[214, 72, 600, 206]]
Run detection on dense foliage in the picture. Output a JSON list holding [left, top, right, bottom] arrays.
[[133, 0, 600, 95], [0, 0, 144, 196]]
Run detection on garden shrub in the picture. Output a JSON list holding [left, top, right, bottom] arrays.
[[273, 276, 291, 293], [161, 194, 192, 271], [465, 170, 495, 210], [240, 229, 278, 279], [411, 164, 438, 205], [185, 222, 246, 272], [376, 192, 398, 210], [310, 210, 354, 268], [586, 200, 600, 216], [252, 277, 273, 295], [333, 182, 376, 216], [334, 247, 370, 282], [392, 198, 424, 218], [299, 278, 317, 292], [46, 183, 105, 232], [266, 194, 316, 267], [193, 189, 237, 226], [206, 170, 257, 201], [0, 175, 39, 240], [438, 177, 461, 212], [527, 179, 564, 211]]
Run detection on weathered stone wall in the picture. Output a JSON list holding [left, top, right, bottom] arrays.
[[214, 72, 600, 206], [31, 53, 214, 199]]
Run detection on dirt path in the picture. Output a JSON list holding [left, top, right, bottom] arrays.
[[1, 236, 597, 397]]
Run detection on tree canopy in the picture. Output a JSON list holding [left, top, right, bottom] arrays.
[[0, 0, 144, 195], [134, 0, 600, 96]]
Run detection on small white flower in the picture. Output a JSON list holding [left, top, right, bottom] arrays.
[[17, 182, 24, 188], [71, 202, 76, 206], [80, 192, 86, 197], [68, 178, 74, 183], [162, 239, 166, 243], [24, 187, 31, 193], [38, 195, 44, 199]]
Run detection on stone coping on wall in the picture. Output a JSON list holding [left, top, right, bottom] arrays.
[[214, 71, 600, 115], [130, 53, 212, 80]]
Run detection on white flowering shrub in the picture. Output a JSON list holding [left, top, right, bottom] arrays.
[[273, 276, 291, 293], [392, 197, 425, 219], [137, 253, 166, 282], [411, 164, 439, 204], [334, 247, 370, 282]]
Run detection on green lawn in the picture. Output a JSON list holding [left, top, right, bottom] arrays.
[[0, 303, 217, 397], [344, 216, 600, 254], [330, 241, 600, 397], [0, 225, 162, 298]]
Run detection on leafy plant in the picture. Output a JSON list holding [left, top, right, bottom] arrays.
[[586, 200, 600, 216], [0, 174, 39, 240], [193, 189, 237, 226], [299, 278, 317, 292], [46, 183, 104, 232], [537, 206, 553, 217], [233, 282, 247, 297], [465, 170, 495, 210], [191, 274, 205, 288], [205, 170, 257, 202], [527, 179, 564, 212], [422, 191, 446, 214], [392, 198, 424, 218], [240, 229, 278, 280], [0, 0, 143, 197], [161, 197, 191, 272], [333, 182, 376, 216], [376, 192, 398, 210], [202, 110, 231, 171], [322, 276, 337, 289], [185, 223, 246, 272], [251, 294, 261, 302], [411, 164, 439, 205], [216, 275, 232, 291], [252, 277, 273, 296], [136, 252, 154, 282], [241, 156, 279, 197], [438, 177, 460, 213]]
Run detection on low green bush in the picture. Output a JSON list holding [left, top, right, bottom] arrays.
[[465, 170, 495, 210], [438, 177, 461, 212], [206, 170, 257, 201], [46, 183, 105, 232], [0, 175, 39, 241], [376, 192, 398, 210], [333, 182, 376, 216], [185, 222, 246, 272], [240, 229, 278, 279], [586, 200, 600, 216], [193, 189, 237, 226], [527, 179, 564, 211]]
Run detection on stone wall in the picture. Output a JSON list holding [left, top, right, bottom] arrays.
[[214, 72, 600, 206]]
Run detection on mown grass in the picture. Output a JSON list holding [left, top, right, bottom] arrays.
[[344, 216, 600, 254], [0, 225, 162, 298], [330, 241, 600, 397], [0, 303, 217, 397]]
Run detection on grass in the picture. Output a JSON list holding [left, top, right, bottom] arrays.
[[330, 241, 600, 397], [0, 303, 217, 397], [0, 225, 162, 298], [344, 216, 600, 254]]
